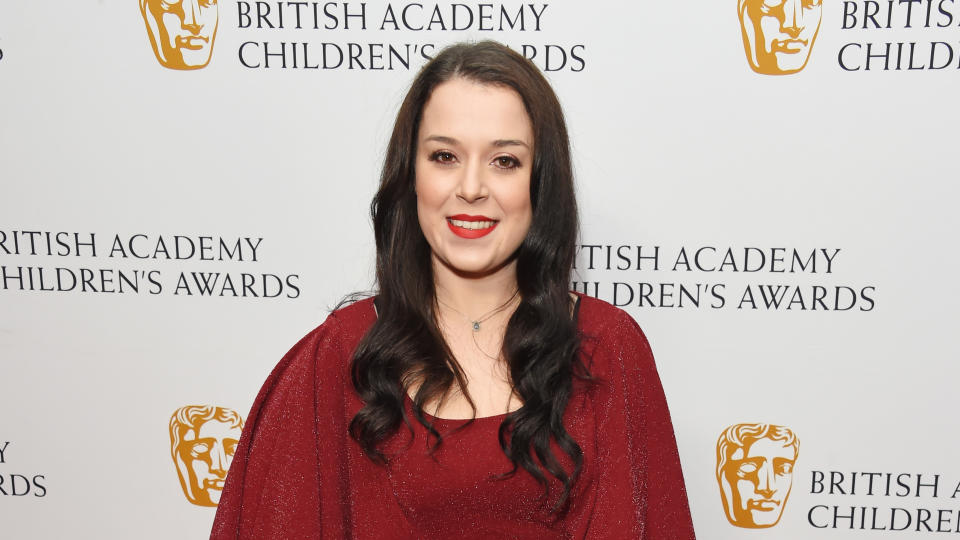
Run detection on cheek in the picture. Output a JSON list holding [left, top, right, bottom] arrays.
[[191, 460, 209, 475], [774, 474, 793, 489], [414, 170, 450, 229], [736, 479, 757, 496], [161, 13, 184, 35], [200, 7, 218, 28], [759, 16, 781, 40], [495, 180, 532, 223], [800, 10, 820, 37], [415, 171, 443, 208]]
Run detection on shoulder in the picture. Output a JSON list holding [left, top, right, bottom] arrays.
[[574, 293, 654, 374], [241, 297, 375, 434], [215, 302, 376, 535], [301, 295, 376, 357], [575, 293, 649, 346], [325, 295, 377, 343], [297, 295, 377, 347], [269, 296, 377, 388]]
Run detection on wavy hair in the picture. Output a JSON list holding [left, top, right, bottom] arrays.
[[716, 423, 799, 481], [348, 41, 585, 511]]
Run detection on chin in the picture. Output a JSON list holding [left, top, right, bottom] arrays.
[[438, 255, 508, 277], [447, 263, 501, 277]]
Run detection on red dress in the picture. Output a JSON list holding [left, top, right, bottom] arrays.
[[211, 295, 696, 539]]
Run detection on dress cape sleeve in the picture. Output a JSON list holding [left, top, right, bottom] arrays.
[[210, 314, 353, 539], [581, 309, 696, 539]]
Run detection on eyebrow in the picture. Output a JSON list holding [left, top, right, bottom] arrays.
[[423, 135, 530, 149]]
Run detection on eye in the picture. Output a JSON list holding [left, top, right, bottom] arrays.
[[224, 439, 238, 457], [199, 0, 217, 7], [804, 0, 821, 6], [161, 0, 182, 8], [492, 156, 520, 170], [428, 150, 457, 165], [776, 461, 794, 475], [737, 462, 758, 476], [760, 0, 782, 13], [190, 442, 211, 457]]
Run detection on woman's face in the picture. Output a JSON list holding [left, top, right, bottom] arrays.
[[415, 78, 534, 278]]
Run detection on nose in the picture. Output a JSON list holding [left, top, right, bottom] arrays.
[[210, 442, 228, 477], [781, 0, 805, 38], [755, 462, 775, 498], [182, 0, 203, 34], [455, 161, 488, 204]]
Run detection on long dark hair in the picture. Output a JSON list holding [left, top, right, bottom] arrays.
[[349, 41, 585, 511]]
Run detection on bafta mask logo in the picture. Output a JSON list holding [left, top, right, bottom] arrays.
[[169, 405, 243, 506], [716, 423, 799, 528], [140, 0, 219, 70], [738, 0, 823, 75]]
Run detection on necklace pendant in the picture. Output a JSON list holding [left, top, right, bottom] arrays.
[[472, 321, 480, 331]]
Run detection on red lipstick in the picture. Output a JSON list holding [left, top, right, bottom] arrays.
[[447, 215, 498, 239]]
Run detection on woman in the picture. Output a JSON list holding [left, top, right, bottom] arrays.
[[212, 41, 695, 539]]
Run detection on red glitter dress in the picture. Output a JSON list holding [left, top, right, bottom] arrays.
[[211, 295, 695, 539]]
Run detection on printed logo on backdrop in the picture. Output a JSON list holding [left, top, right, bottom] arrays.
[[717, 422, 960, 534], [139, 1, 587, 73], [141, 0, 219, 70], [0, 231, 301, 299], [571, 245, 876, 312], [839, 1, 960, 71], [716, 423, 799, 528], [738, 0, 960, 74], [170, 405, 243, 506], [738, 0, 822, 75], [0, 441, 47, 498]]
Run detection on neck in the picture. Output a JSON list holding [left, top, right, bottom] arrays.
[[432, 255, 519, 318]]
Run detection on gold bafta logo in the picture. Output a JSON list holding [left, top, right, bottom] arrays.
[[140, 0, 219, 70], [716, 423, 799, 528], [738, 0, 823, 75], [169, 405, 243, 506]]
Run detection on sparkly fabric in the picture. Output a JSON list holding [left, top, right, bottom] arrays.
[[211, 295, 696, 539]]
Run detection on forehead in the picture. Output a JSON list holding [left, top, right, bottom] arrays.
[[743, 437, 795, 460], [147, 0, 216, 9], [185, 419, 239, 440], [418, 78, 533, 144], [746, 0, 820, 9]]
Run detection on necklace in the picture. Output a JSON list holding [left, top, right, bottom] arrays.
[[437, 289, 519, 332]]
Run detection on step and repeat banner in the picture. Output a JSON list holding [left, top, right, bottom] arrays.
[[2, 1, 958, 538]]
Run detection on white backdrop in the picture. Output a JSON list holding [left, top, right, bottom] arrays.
[[2, 1, 959, 538]]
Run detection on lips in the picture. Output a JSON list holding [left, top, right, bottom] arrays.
[[772, 38, 807, 53], [447, 214, 498, 239], [177, 35, 210, 50], [748, 499, 781, 511], [204, 478, 226, 490]]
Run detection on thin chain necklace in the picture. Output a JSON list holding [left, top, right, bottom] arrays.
[[437, 289, 520, 332], [436, 290, 521, 409]]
